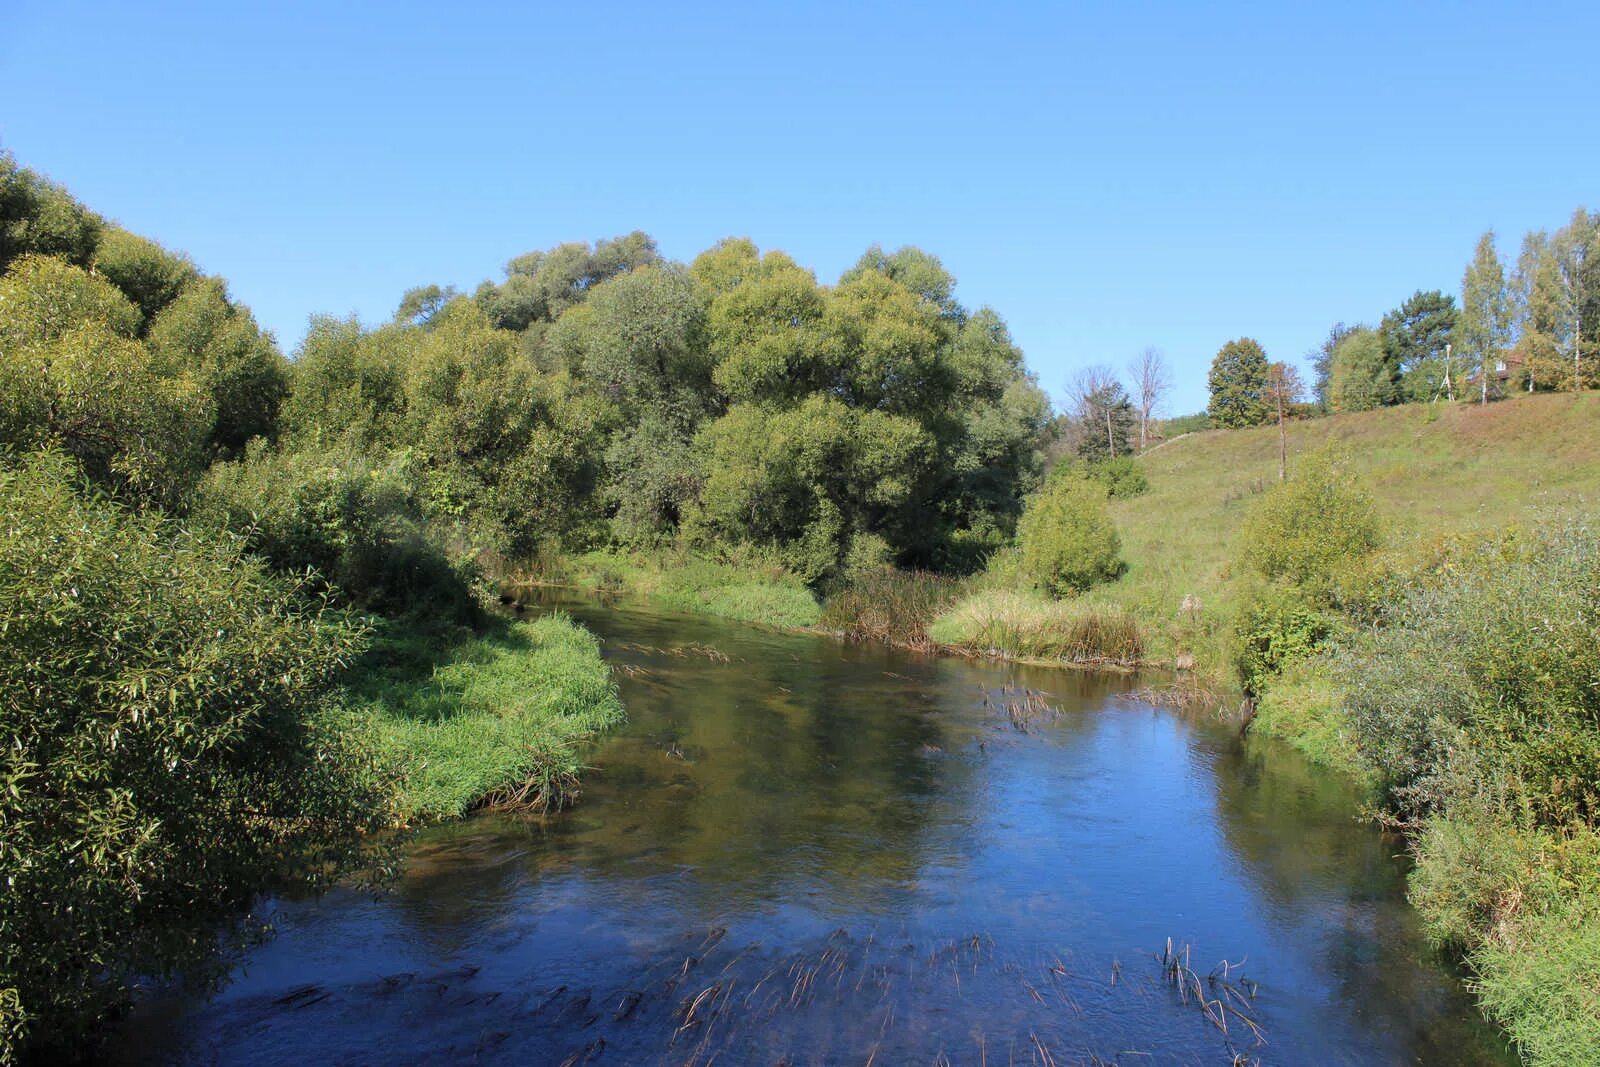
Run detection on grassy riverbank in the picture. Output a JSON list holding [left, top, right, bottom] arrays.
[[540, 548, 823, 629], [345, 614, 625, 822]]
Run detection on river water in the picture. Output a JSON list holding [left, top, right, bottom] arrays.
[[114, 595, 1512, 1065]]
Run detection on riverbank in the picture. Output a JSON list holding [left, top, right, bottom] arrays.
[[520, 550, 1149, 671], [345, 613, 625, 822]]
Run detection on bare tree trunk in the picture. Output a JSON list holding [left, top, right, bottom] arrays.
[[1106, 409, 1115, 459]]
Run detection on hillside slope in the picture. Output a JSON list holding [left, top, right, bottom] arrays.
[[1098, 392, 1600, 673]]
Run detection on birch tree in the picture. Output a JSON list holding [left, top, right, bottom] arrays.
[[1458, 232, 1511, 405]]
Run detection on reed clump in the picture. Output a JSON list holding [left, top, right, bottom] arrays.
[[819, 568, 966, 651], [928, 590, 1145, 666]]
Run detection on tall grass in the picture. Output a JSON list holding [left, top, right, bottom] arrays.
[[346, 614, 625, 821], [928, 589, 1144, 666], [818, 568, 965, 650]]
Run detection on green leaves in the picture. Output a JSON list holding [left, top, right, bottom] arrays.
[[1206, 337, 1271, 428], [0, 455, 394, 1054], [1016, 469, 1123, 597]]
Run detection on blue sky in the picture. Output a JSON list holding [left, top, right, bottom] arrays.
[[4, 1, 1597, 415]]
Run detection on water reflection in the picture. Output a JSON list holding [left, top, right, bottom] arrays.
[[111, 595, 1512, 1065]]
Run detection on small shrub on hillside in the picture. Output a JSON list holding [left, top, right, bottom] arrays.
[[196, 442, 483, 625], [1237, 449, 1384, 603], [0, 453, 395, 1057], [1085, 456, 1149, 498], [1016, 472, 1123, 596]]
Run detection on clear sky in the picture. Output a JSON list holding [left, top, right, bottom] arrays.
[[4, 1, 1597, 415]]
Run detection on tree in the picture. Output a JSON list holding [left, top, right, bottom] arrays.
[[1458, 231, 1512, 405], [1328, 328, 1397, 412], [92, 226, 196, 324], [474, 232, 659, 332], [1378, 291, 1457, 401], [1308, 322, 1357, 411], [1550, 208, 1598, 393], [145, 278, 290, 456], [839, 244, 964, 321], [1263, 361, 1304, 481], [392, 284, 460, 328], [1128, 346, 1171, 449], [1207, 337, 1271, 428], [1066, 365, 1135, 461]]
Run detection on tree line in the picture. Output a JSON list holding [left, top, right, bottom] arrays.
[[1198, 207, 1598, 428]]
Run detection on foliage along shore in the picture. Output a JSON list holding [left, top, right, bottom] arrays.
[[4, 148, 1598, 1064]]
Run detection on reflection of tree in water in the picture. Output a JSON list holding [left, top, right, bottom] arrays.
[[391, 600, 980, 943], [1208, 731, 1515, 1064]]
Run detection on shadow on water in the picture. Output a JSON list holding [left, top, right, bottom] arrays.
[[110, 591, 1514, 1065]]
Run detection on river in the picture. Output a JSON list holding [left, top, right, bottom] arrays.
[[113, 594, 1512, 1065]]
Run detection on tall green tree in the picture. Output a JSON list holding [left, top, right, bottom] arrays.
[[1550, 208, 1598, 392], [1458, 231, 1512, 404], [1207, 337, 1271, 427], [1329, 327, 1398, 412], [1379, 291, 1457, 401], [1308, 322, 1358, 411]]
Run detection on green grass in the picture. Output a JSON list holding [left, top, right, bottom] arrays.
[[346, 614, 624, 822], [1105, 392, 1600, 679], [1248, 657, 1372, 786], [546, 547, 822, 629]]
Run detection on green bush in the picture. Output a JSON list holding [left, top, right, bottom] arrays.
[[1340, 520, 1600, 828], [1409, 815, 1600, 1066], [1237, 449, 1384, 603], [0, 453, 395, 1058], [1231, 581, 1338, 695], [196, 442, 484, 625], [1016, 471, 1123, 596], [1085, 456, 1149, 498]]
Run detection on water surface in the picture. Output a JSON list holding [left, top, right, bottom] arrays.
[[116, 595, 1511, 1065]]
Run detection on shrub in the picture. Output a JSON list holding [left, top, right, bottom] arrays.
[[1085, 455, 1148, 498], [1236, 449, 1384, 603], [1016, 471, 1123, 596], [0, 453, 395, 1058], [1340, 520, 1600, 829], [1409, 815, 1600, 1066], [196, 442, 483, 625], [1231, 581, 1338, 696]]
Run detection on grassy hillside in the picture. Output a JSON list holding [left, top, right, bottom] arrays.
[[1096, 392, 1600, 677]]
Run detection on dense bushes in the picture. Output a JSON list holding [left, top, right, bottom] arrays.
[[1341, 521, 1600, 828], [196, 443, 484, 625], [1016, 469, 1123, 595], [0, 454, 395, 1057]]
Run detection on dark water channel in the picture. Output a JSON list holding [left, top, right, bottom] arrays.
[[114, 594, 1512, 1065]]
